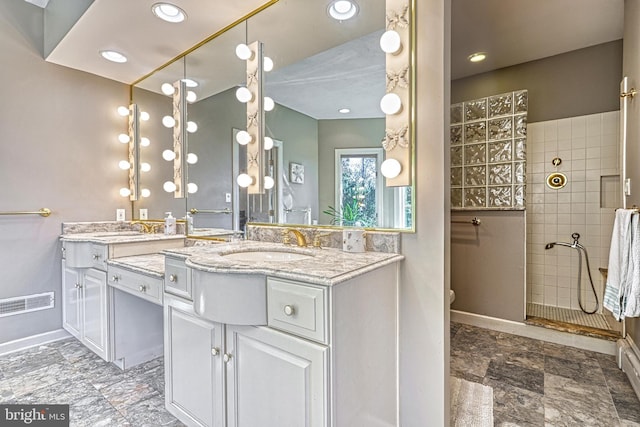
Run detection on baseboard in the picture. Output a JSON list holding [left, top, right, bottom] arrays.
[[618, 336, 640, 400], [0, 329, 71, 356], [451, 310, 616, 355]]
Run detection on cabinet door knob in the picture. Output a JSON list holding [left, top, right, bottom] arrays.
[[283, 305, 295, 316], [75, 283, 82, 289], [211, 347, 220, 356], [169, 274, 177, 283], [111, 276, 119, 282], [92, 254, 101, 260], [138, 285, 147, 292], [223, 353, 232, 363]]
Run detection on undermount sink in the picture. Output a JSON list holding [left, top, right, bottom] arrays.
[[221, 250, 314, 263]]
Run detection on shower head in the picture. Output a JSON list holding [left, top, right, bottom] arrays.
[[545, 243, 555, 250]]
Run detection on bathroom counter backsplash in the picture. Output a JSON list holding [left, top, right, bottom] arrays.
[[61, 221, 186, 236], [246, 225, 401, 254]]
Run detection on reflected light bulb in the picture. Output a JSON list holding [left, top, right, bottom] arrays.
[[264, 96, 275, 112], [162, 115, 176, 128], [264, 136, 274, 150], [118, 160, 131, 170], [264, 176, 275, 190], [162, 149, 176, 161], [141, 188, 151, 198], [380, 158, 402, 178], [186, 91, 197, 103], [237, 173, 253, 188], [163, 181, 177, 192], [118, 133, 130, 144], [187, 121, 198, 133], [380, 93, 402, 115], [236, 130, 252, 145], [117, 106, 129, 116], [141, 162, 151, 172], [186, 153, 198, 164], [140, 111, 150, 121], [119, 187, 131, 197], [264, 56, 274, 72], [182, 78, 198, 88], [161, 83, 175, 96], [380, 30, 402, 54], [140, 137, 150, 147], [187, 183, 198, 194], [235, 87, 253, 103], [235, 43, 253, 60]]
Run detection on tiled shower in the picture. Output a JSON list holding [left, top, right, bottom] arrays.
[[526, 111, 619, 322]]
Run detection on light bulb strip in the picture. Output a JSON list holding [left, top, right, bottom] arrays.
[[245, 41, 265, 194], [171, 80, 188, 198], [381, 0, 412, 187], [127, 104, 140, 200]]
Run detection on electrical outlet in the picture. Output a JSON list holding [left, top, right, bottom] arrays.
[[225, 193, 232, 203], [139, 209, 148, 220], [116, 209, 125, 222]]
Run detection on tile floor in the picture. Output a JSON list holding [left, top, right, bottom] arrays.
[[451, 322, 640, 426], [0, 338, 183, 426]]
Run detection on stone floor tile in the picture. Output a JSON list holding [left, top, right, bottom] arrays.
[[485, 359, 544, 395], [544, 354, 608, 388]]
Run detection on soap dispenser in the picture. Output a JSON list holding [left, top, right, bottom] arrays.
[[184, 212, 193, 235], [164, 212, 176, 235]]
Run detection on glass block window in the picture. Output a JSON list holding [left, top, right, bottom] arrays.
[[450, 90, 527, 210]]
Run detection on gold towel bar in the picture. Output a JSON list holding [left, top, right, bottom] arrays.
[[0, 208, 51, 217], [190, 208, 232, 215]]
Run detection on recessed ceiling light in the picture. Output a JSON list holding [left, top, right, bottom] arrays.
[[151, 3, 186, 23], [468, 52, 487, 63], [328, 0, 358, 21], [100, 50, 127, 63], [339, 108, 351, 114]]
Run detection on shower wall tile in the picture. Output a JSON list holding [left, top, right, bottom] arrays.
[[526, 111, 620, 311]]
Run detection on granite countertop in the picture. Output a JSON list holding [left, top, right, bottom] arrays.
[[107, 254, 165, 278], [183, 241, 404, 286], [60, 232, 186, 244]]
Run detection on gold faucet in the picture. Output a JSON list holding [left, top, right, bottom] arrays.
[[131, 221, 158, 234], [312, 232, 333, 248], [282, 228, 307, 247]]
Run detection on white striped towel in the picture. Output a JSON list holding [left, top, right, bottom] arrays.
[[604, 209, 634, 320], [625, 213, 640, 317]]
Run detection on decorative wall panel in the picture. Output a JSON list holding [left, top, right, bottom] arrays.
[[450, 90, 528, 209]]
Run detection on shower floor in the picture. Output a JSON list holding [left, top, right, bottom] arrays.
[[526, 303, 623, 339]]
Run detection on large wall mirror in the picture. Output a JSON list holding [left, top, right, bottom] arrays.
[[131, 0, 414, 234]]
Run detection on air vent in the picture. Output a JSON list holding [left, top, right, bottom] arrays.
[[0, 292, 54, 318]]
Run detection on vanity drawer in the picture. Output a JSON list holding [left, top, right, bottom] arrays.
[[108, 265, 163, 305], [267, 278, 327, 344], [164, 257, 191, 300], [90, 244, 109, 270]]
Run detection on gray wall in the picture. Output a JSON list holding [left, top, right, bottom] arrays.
[[452, 40, 622, 122], [0, 2, 129, 343], [317, 118, 384, 225]]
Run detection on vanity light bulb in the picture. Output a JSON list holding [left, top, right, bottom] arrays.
[[237, 173, 253, 188], [187, 183, 198, 194], [140, 137, 150, 147], [141, 162, 151, 172], [264, 96, 275, 112], [235, 43, 253, 61], [163, 181, 177, 193], [141, 188, 151, 198], [264, 176, 275, 190], [162, 115, 176, 128], [187, 121, 198, 133], [236, 131, 252, 145], [186, 153, 198, 164], [380, 93, 402, 115], [119, 187, 132, 197], [161, 83, 175, 96], [264, 136, 274, 150], [380, 30, 402, 54], [118, 133, 131, 144], [264, 56, 274, 72], [117, 106, 129, 116], [140, 111, 150, 121], [162, 149, 176, 161], [380, 158, 402, 179], [186, 91, 197, 103], [118, 160, 131, 170], [235, 87, 253, 103]]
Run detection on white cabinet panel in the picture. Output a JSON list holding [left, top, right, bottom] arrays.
[[62, 260, 82, 339], [82, 268, 109, 360]]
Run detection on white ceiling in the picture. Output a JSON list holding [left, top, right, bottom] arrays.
[[35, 0, 625, 119]]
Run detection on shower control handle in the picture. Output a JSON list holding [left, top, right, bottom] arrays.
[[571, 232, 580, 241]]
